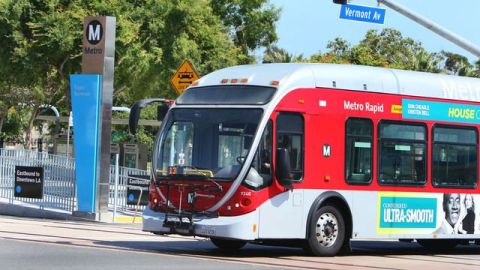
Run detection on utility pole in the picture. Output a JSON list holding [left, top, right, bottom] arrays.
[[377, 0, 480, 58]]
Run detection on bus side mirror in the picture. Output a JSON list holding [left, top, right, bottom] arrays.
[[157, 104, 169, 121], [129, 98, 170, 135], [276, 148, 293, 189], [129, 103, 141, 136]]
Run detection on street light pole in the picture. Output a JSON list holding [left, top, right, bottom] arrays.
[[378, 0, 480, 58]]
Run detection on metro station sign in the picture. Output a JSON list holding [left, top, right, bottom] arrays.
[[170, 59, 200, 94]]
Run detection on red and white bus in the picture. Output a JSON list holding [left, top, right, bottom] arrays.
[[134, 63, 480, 256]]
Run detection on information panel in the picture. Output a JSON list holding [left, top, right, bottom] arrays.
[[14, 166, 44, 199], [70, 74, 102, 213], [126, 175, 150, 206]]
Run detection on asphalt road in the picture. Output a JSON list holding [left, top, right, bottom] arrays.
[[1, 215, 479, 270], [0, 238, 276, 270]]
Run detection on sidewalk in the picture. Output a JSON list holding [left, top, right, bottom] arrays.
[[0, 198, 143, 224], [0, 214, 198, 253], [0, 214, 160, 246]]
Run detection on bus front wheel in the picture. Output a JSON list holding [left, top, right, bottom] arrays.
[[306, 205, 345, 256], [210, 237, 246, 251]]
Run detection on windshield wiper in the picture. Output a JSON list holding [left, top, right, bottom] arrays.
[[162, 174, 209, 180]]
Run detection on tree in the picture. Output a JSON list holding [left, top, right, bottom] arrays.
[[327, 38, 351, 58], [211, 0, 281, 63], [442, 51, 475, 76], [0, 0, 248, 148], [308, 28, 444, 73], [413, 50, 443, 73], [474, 60, 480, 78], [262, 45, 304, 63], [308, 38, 353, 64], [76, 0, 241, 100], [0, 0, 83, 148]]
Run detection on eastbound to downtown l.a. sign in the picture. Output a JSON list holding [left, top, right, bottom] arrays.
[[14, 166, 44, 199]]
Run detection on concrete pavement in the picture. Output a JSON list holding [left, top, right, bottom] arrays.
[[1, 215, 480, 270], [0, 198, 143, 224]]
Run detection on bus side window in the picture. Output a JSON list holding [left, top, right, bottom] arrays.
[[345, 118, 373, 184], [276, 112, 304, 181], [378, 121, 427, 186], [432, 125, 477, 188]]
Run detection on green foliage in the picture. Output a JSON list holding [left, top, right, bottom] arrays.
[[1, 0, 281, 147], [111, 130, 130, 143], [0, 107, 24, 143], [211, 0, 280, 63], [109, 0, 234, 100], [135, 126, 155, 158], [262, 45, 304, 63], [308, 28, 447, 74], [0, 0, 277, 108], [442, 51, 475, 76]]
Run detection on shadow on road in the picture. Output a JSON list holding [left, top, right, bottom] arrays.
[[93, 238, 480, 258]]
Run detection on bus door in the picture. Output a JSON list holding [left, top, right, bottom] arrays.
[[258, 112, 305, 239]]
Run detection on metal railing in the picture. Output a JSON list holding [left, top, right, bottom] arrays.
[[0, 149, 76, 212], [0, 149, 151, 219]]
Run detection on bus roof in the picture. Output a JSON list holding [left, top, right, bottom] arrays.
[[193, 63, 480, 102]]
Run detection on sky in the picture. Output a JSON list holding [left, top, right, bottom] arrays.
[[270, 0, 480, 63]]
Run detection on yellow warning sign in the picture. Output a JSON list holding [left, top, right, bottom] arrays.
[[170, 59, 200, 94]]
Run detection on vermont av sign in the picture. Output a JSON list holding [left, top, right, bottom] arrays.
[[339, 4, 386, 24]]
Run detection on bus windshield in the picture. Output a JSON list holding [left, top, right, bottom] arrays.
[[154, 108, 263, 181]]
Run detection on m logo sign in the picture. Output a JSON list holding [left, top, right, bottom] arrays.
[[86, 20, 103, 45], [323, 144, 331, 157]]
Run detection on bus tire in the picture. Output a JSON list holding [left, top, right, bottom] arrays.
[[305, 205, 345, 256], [417, 239, 458, 251], [210, 237, 246, 251]]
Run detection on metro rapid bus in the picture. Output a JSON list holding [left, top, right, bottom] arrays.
[[131, 63, 480, 256]]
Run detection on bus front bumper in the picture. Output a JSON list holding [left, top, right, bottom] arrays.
[[142, 207, 258, 240]]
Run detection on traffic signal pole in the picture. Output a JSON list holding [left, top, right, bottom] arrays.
[[378, 0, 480, 58]]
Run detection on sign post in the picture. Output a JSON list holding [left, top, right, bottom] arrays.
[[71, 16, 116, 219], [170, 59, 200, 94]]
